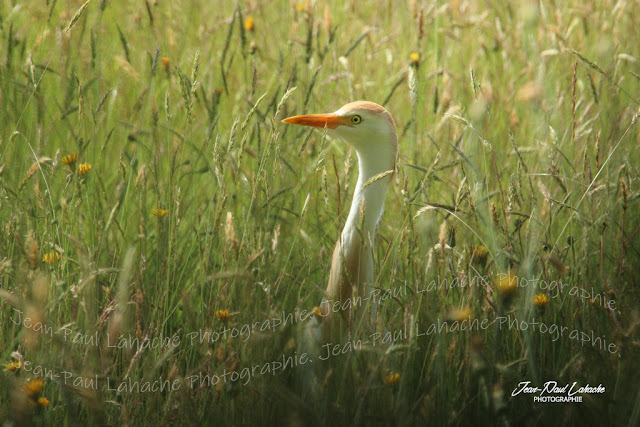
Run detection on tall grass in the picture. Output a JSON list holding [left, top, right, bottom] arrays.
[[1, 0, 639, 425]]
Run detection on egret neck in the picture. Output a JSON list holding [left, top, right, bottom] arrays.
[[342, 142, 395, 273]]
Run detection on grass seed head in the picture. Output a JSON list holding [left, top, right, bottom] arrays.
[[225, 212, 239, 251], [26, 233, 39, 269]]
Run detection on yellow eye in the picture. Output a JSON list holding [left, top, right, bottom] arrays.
[[351, 115, 362, 124]]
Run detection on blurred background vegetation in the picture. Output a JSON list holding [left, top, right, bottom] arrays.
[[0, 0, 639, 425]]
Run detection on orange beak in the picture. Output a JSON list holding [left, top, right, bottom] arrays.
[[281, 113, 347, 129]]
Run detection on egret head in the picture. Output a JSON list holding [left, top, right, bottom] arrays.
[[282, 101, 397, 158]]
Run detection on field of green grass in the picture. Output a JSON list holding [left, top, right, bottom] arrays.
[[1, 0, 639, 425]]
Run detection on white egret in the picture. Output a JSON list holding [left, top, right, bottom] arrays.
[[283, 101, 397, 334]]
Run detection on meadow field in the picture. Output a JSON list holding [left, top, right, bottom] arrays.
[[1, 0, 639, 425]]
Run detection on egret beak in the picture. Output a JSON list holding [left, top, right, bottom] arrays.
[[281, 113, 347, 129]]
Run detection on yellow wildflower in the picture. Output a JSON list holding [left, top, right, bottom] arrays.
[[77, 163, 92, 175], [151, 208, 169, 218], [24, 379, 44, 397], [244, 16, 255, 32], [61, 153, 78, 167], [534, 293, 550, 307], [215, 309, 230, 321], [3, 360, 22, 372], [448, 306, 472, 322], [312, 306, 323, 318], [470, 245, 489, 266], [496, 272, 518, 296], [38, 396, 50, 407], [383, 372, 400, 386], [409, 52, 420, 65], [42, 251, 61, 265], [161, 57, 170, 71]]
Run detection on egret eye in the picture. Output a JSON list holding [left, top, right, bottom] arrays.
[[351, 115, 362, 124]]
